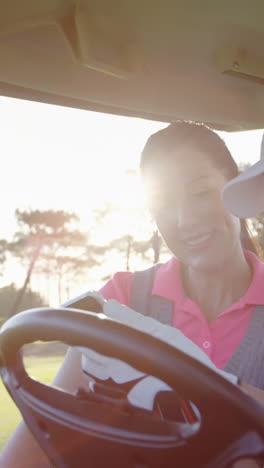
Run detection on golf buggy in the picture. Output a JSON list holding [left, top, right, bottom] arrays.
[[0, 1, 264, 466]]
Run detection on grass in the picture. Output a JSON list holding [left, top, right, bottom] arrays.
[[0, 355, 64, 450]]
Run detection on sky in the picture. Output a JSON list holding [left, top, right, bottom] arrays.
[[1, 96, 263, 297], [0, 97, 162, 239]]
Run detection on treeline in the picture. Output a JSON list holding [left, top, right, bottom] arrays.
[[0, 205, 169, 320], [0, 284, 46, 325]]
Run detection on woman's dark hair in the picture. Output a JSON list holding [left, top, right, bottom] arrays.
[[140, 121, 259, 256]]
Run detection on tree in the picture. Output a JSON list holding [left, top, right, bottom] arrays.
[[8, 209, 89, 315], [0, 239, 8, 276], [110, 231, 166, 271], [39, 244, 106, 304], [0, 284, 46, 323], [250, 213, 264, 260], [110, 235, 134, 271], [238, 162, 251, 173], [133, 231, 163, 264]]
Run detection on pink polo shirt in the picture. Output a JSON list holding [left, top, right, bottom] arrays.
[[100, 250, 264, 370]]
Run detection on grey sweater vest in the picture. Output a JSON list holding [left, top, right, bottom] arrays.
[[130, 265, 264, 389]]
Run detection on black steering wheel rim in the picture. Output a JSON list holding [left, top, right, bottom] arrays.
[[0, 306, 264, 467]]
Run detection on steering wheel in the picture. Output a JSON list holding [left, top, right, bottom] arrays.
[[0, 306, 264, 468]]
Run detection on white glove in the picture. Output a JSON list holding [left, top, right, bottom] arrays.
[[104, 299, 238, 386], [79, 294, 238, 411]]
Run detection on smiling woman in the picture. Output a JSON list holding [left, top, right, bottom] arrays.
[[96, 121, 262, 373]]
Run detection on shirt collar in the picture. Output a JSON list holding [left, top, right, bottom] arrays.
[[151, 250, 264, 307]]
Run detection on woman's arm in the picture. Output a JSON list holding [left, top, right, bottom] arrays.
[[0, 347, 87, 467]]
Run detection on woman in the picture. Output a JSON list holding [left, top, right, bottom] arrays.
[[100, 122, 264, 467], [2, 122, 264, 467], [101, 122, 263, 379]]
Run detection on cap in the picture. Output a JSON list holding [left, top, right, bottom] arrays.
[[222, 133, 264, 218]]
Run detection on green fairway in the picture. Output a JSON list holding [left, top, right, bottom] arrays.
[[0, 355, 64, 450]]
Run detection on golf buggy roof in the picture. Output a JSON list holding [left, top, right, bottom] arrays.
[[0, 0, 263, 131]]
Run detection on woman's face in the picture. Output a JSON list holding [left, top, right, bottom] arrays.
[[145, 148, 242, 271]]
